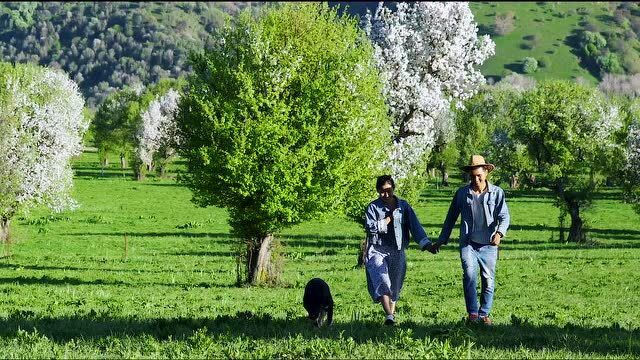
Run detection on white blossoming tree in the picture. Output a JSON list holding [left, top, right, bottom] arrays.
[[623, 102, 640, 215], [94, 79, 183, 180], [364, 1, 495, 200], [135, 82, 182, 179], [0, 62, 88, 243]]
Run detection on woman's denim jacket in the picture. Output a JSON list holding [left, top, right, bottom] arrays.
[[365, 196, 431, 251], [437, 182, 510, 246]]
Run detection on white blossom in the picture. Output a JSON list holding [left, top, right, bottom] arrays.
[[0, 64, 88, 219], [365, 1, 495, 179], [136, 89, 181, 167], [625, 121, 640, 185]]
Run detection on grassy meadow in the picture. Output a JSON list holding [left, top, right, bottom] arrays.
[[470, 2, 615, 84], [0, 149, 639, 358]]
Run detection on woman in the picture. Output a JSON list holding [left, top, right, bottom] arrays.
[[364, 175, 432, 325]]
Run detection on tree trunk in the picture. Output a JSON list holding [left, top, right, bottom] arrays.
[[440, 162, 449, 187], [558, 209, 566, 243], [0, 218, 9, 244], [135, 164, 145, 181], [567, 201, 586, 243], [510, 174, 519, 189], [120, 155, 127, 171], [248, 234, 276, 285]]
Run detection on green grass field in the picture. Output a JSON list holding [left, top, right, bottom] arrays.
[[1, 150, 639, 358], [470, 2, 617, 84]]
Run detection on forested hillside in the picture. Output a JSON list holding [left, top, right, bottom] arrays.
[[0, 2, 260, 108], [332, 1, 640, 84], [3, 2, 640, 109]]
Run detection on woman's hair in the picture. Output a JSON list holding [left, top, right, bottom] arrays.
[[376, 175, 395, 191]]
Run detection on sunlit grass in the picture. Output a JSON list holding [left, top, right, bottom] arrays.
[[0, 150, 638, 358]]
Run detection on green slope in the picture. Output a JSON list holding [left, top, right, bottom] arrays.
[[331, 1, 637, 85], [471, 2, 617, 84]]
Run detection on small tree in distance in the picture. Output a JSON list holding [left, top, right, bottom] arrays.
[[622, 101, 640, 215], [176, 3, 390, 285]]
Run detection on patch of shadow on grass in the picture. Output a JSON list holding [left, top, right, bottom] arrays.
[[65, 231, 234, 242], [143, 182, 184, 187], [64, 231, 362, 249], [0, 315, 637, 356], [280, 234, 362, 249], [502, 242, 640, 251], [0, 275, 234, 288], [0, 275, 129, 286], [0, 262, 223, 275], [167, 250, 235, 257], [73, 170, 133, 179]]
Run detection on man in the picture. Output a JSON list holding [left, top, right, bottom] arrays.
[[364, 175, 432, 326], [430, 155, 510, 325]]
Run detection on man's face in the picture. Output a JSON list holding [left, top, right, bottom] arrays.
[[470, 167, 487, 189], [378, 182, 394, 203]]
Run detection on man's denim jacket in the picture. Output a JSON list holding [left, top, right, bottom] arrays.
[[437, 182, 510, 246], [365, 196, 431, 251]]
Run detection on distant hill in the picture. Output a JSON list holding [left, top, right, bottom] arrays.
[[329, 1, 640, 85], [0, 2, 263, 108], [1, 2, 638, 110]]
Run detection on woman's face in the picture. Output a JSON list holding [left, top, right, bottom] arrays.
[[378, 182, 394, 204]]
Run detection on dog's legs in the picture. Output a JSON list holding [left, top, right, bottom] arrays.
[[316, 309, 326, 327]]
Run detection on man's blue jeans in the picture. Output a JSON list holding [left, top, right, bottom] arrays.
[[460, 241, 498, 317]]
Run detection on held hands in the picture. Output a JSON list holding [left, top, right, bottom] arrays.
[[490, 232, 502, 246], [422, 241, 443, 254]]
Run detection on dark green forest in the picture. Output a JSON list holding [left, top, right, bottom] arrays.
[[0, 2, 260, 108]]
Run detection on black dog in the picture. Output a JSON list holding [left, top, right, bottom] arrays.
[[303, 278, 334, 327]]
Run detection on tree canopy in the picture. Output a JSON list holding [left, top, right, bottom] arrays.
[[175, 2, 390, 284]]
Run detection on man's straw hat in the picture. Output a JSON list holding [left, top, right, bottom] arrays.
[[462, 154, 495, 173]]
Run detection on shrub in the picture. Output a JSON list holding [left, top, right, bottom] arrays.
[[502, 68, 514, 77], [622, 51, 640, 74], [584, 19, 599, 32], [523, 57, 538, 73], [494, 11, 515, 35], [597, 52, 624, 75]]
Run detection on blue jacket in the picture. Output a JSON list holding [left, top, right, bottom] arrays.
[[437, 182, 510, 246], [365, 196, 431, 251]]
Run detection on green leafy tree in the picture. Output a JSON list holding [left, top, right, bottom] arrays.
[[597, 52, 624, 75], [175, 3, 389, 285], [455, 82, 532, 188], [93, 78, 184, 180], [92, 85, 141, 173], [513, 80, 625, 242]]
